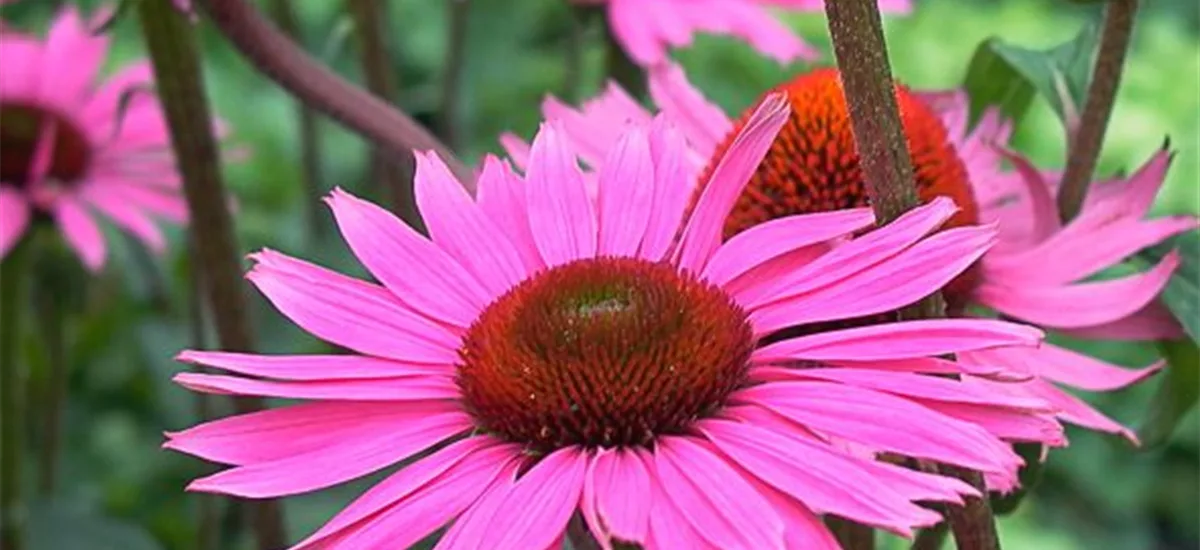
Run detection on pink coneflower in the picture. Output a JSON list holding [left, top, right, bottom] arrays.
[[0, 6, 190, 270], [504, 63, 1195, 443], [169, 99, 1065, 548], [575, 0, 911, 67]]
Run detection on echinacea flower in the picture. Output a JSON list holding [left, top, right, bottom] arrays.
[[0, 6, 193, 270], [169, 100, 1063, 548], [505, 63, 1196, 445], [575, 0, 911, 67]]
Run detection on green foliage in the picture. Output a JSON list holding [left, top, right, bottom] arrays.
[[962, 21, 1099, 129]]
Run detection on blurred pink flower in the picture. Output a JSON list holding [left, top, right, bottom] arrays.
[[0, 6, 202, 270], [503, 63, 1195, 450], [583, 0, 912, 66], [169, 100, 1060, 548]]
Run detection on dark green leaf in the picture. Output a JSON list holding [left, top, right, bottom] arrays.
[[962, 21, 1099, 129], [27, 499, 162, 550], [1139, 230, 1200, 341], [990, 443, 1047, 515], [1138, 339, 1200, 447]]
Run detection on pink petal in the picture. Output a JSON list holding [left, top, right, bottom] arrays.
[[704, 208, 874, 289], [994, 377, 1138, 443], [638, 118, 694, 261], [41, 6, 108, 106], [54, 196, 107, 271], [475, 155, 544, 273], [753, 367, 1050, 410], [647, 62, 732, 157], [1062, 303, 1185, 341], [646, 466, 720, 550], [748, 479, 840, 550], [596, 127, 656, 257], [0, 187, 31, 259], [165, 400, 460, 466], [583, 448, 653, 546], [976, 251, 1179, 329], [653, 436, 784, 549], [698, 418, 942, 536], [607, 0, 669, 66], [524, 123, 598, 267], [294, 436, 520, 550], [736, 381, 1022, 475], [186, 408, 471, 497], [176, 350, 450, 381], [498, 133, 531, 170], [920, 401, 1065, 445], [753, 319, 1043, 363], [326, 188, 489, 328], [107, 183, 188, 224], [674, 93, 790, 272], [985, 343, 1161, 392], [173, 372, 459, 401], [82, 186, 166, 253], [997, 149, 1061, 245], [433, 458, 520, 550], [0, 35, 43, 99], [414, 151, 530, 297], [443, 447, 586, 550], [749, 222, 997, 334], [744, 197, 959, 309], [247, 249, 460, 363]]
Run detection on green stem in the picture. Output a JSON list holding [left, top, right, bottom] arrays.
[[269, 0, 327, 238], [824, 1, 996, 548], [1, 238, 31, 550], [827, 516, 876, 550], [135, 1, 287, 548], [1056, 0, 1138, 223], [33, 241, 72, 496], [346, 0, 418, 226], [185, 236, 219, 550], [600, 12, 645, 97], [562, 7, 586, 102]]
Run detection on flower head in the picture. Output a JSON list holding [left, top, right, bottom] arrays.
[[584, 0, 911, 67], [171, 100, 1059, 548], [0, 6, 204, 269], [510, 62, 1196, 446]]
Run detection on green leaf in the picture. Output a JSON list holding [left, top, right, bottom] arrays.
[[989, 442, 1047, 515], [27, 499, 162, 550], [1138, 339, 1200, 447], [1139, 230, 1200, 341], [962, 21, 1099, 129]]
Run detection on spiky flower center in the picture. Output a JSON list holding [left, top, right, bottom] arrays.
[[457, 257, 755, 453], [697, 67, 980, 301], [0, 103, 92, 189]]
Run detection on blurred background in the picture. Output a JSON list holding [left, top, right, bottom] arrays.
[[1, 0, 1197, 548]]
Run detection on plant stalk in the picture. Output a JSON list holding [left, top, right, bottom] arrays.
[[441, 0, 472, 152], [911, 522, 949, 550], [1056, 0, 1138, 223], [196, 0, 474, 190], [135, 1, 287, 548], [269, 0, 327, 238], [346, 0, 418, 224], [824, 0, 997, 548], [599, 11, 644, 97], [0, 239, 31, 550], [33, 240, 72, 496]]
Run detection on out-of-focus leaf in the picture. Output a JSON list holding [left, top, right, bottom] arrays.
[[1139, 230, 1200, 341], [991, 443, 1047, 515], [27, 499, 162, 550], [962, 21, 1099, 129], [1139, 339, 1200, 447]]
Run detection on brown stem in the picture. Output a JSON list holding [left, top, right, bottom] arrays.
[[441, 0, 471, 151], [185, 236, 219, 550], [827, 516, 876, 550], [269, 0, 327, 237], [135, 1, 287, 548], [824, 1, 996, 548], [911, 522, 949, 550], [195, 0, 474, 190], [346, 0, 418, 224], [1056, 0, 1138, 223]]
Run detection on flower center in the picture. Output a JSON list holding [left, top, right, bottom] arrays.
[[456, 257, 755, 452], [697, 68, 980, 301], [0, 103, 92, 189]]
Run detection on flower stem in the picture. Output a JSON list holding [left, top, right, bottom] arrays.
[[562, 7, 586, 102], [600, 13, 645, 97], [911, 522, 949, 550], [135, 1, 287, 548], [269, 0, 327, 238], [185, 236, 219, 550], [827, 516, 876, 550], [824, 1, 997, 548], [33, 236, 76, 496], [195, 0, 474, 190], [346, 0, 419, 225], [1056, 0, 1138, 223], [441, 0, 472, 152], [1, 238, 31, 550]]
